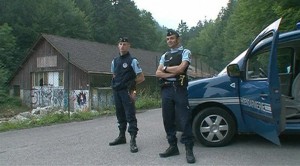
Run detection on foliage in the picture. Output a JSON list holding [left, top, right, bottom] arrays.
[[273, 0, 300, 31], [184, 0, 300, 72], [0, 69, 8, 95], [1, 0, 299, 78], [0, 89, 161, 132], [135, 89, 161, 110], [0, 111, 99, 132], [0, 121, 30, 132], [70, 111, 98, 121], [0, 96, 30, 118], [30, 113, 71, 126], [222, 0, 278, 65], [0, 0, 92, 50], [0, 95, 22, 107], [136, 10, 164, 51], [0, 0, 300, 111], [177, 20, 190, 46], [0, 0, 164, 78], [0, 23, 16, 71], [0, 24, 19, 109]]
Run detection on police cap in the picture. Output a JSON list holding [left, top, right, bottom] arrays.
[[167, 29, 179, 37], [119, 37, 129, 43]]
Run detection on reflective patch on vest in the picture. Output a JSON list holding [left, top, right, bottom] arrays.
[[123, 62, 128, 68], [165, 56, 173, 63]]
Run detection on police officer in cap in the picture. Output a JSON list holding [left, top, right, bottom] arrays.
[[155, 29, 195, 163], [109, 37, 145, 153]]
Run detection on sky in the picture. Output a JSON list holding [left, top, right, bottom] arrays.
[[133, 0, 229, 29]]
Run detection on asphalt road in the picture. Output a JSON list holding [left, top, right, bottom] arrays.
[[1, 108, 300, 166]]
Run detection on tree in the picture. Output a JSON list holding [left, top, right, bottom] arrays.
[[90, 0, 163, 51], [0, 0, 92, 56], [223, 0, 278, 63], [177, 20, 190, 46], [89, 0, 115, 43], [0, 23, 17, 74], [112, 0, 147, 48], [273, 0, 300, 31], [136, 10, 163, 51], [0, 23, 17, 91]]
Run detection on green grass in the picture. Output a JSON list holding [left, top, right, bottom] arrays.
[[0, 94, 31, 118], [135, 88, 161, 109], [0, 89, 161, 132], [0, 111, 101, 132]]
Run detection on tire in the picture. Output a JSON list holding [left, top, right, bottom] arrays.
[[192, 107, 236, 147]]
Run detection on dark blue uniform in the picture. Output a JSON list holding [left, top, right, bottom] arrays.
[[111, 52, 141, 136], [159, 47, 194, 146]]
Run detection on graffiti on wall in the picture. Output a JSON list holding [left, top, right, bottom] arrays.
[[71, 90, 89, 111], [31, 86, 65, 108], [31, 87, 90, 111], [91, 88, 114, 109]]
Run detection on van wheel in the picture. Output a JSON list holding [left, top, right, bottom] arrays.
[[192, 107, 236, 147]]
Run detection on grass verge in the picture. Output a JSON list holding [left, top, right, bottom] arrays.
[[0, 89, 161, 132]]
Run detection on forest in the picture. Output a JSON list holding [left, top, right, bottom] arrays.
[[0, 0, 300, 96]]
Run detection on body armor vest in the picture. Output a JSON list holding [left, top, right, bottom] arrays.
[[112, 53, 136, 91], [163, 49, 189, 87]]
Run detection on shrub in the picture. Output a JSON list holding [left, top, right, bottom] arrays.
[[0, 88, 162, 132], [135, 88, 161, 110]]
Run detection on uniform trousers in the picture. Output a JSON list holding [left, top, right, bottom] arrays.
[[113, 89, 138, 136], [161, 84, 194, 146]]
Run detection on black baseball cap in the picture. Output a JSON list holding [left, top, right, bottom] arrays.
[[119, 37, 129, 43], [167, 29, 179, 37]]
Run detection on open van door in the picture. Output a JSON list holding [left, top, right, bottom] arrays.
[[239, 18, 283, 145]]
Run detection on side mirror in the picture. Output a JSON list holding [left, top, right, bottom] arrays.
[[227, 64, 241, 77]]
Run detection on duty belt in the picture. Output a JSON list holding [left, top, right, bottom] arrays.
[[161, 81, 181, 87], [160, 75, 186, 87]]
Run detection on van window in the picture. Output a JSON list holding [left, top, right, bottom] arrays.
[[277, 48, 293, 96], [246, 51, 269, 80], [277, 48, 293, 74], [246, 47, 294, 81], [246, 47, 294, 95]]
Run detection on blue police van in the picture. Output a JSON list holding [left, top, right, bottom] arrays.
[[188, 18, 300, 147]]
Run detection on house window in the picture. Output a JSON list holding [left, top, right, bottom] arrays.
[[37, 56, 57, 68], [32, 71, 64, 87]]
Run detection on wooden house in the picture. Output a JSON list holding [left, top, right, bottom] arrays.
[[9, 34, 161, 110], [9, 34, 215, 111]]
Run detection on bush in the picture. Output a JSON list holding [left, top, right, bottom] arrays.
[[0, 88, 162, 132], [0, 95, 30, 118], [135, 88, 161, 110], [0, 121, 30, 131], [0, 110, 101, 132], [34, 113, 71, 125]]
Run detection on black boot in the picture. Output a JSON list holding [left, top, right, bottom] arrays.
[[185, 144, 195, 164], [159, 144, 179, 158], [109, 132, 126, 146], [130, 135, 138, 153]]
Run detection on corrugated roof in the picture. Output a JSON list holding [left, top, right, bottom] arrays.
[[42, 34, 161, 76]]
